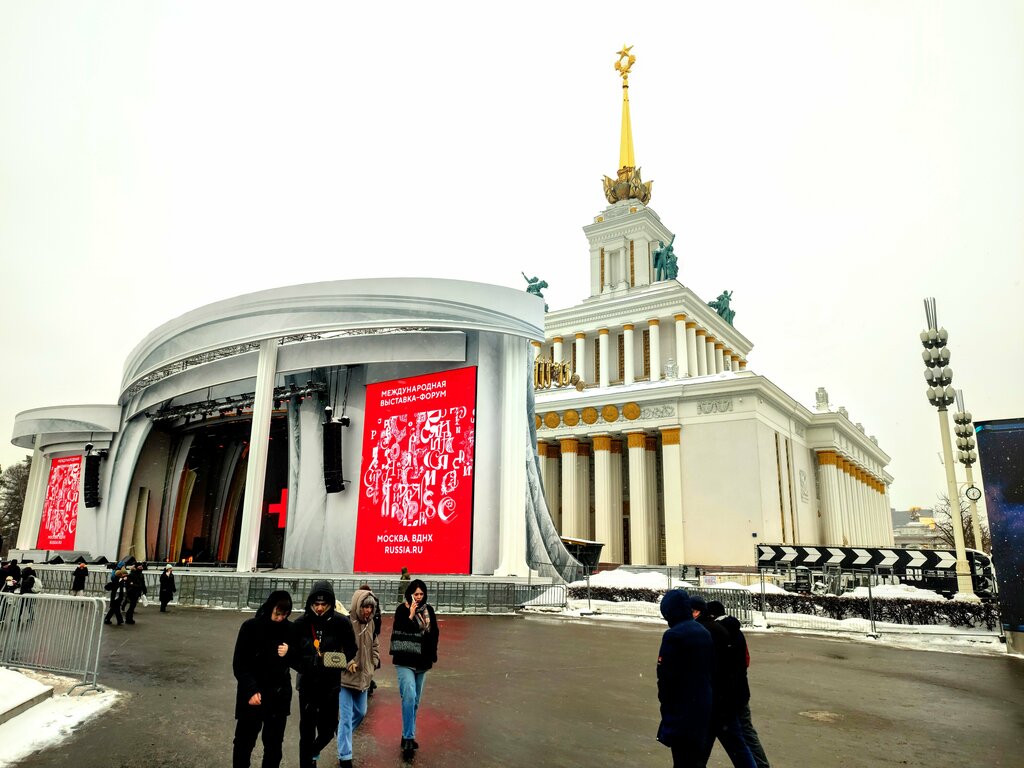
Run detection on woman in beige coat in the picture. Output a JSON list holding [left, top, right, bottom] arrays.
[[336, 588, 380, 768]]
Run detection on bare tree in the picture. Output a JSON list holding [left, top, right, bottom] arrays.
[[0, 456, 32, 556], [932, 492, 991, 553]]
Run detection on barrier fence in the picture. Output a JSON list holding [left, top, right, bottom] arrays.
[[0, 593, 105, 693], [570, 579, 756, 625]]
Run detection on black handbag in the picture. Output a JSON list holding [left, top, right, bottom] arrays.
[[389, 628, 424, 657]]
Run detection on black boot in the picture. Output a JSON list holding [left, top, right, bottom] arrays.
[[401, 739, 415, 760]]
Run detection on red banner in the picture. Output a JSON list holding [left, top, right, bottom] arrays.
[[354, 366, 477, 574], [36, 455, 82, 550]]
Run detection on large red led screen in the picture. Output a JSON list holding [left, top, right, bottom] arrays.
[[354, 366, 477, 574], [36, 455, 82, 550]]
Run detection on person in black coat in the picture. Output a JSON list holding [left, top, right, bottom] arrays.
[[71, 562, 89, 596], [707, 600, 770, 768], [689, 595, 756, 768], [125, 563, 147, 624], [390, 578, 440, 761], [158, 565, 176, 612], [657, 589, 715, 768], [288, 581, 357, 768], [104, 569, 129, 625], [233, 590, 294, 768]]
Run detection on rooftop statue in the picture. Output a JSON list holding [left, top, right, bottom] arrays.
[[653, 236, 677, 281], [708, 290, 735, 325], [522, 272, 549, 312]]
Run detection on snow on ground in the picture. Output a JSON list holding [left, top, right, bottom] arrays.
[[0, 669, 120, 768]]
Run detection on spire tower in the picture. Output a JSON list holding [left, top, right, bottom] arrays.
[[603, 45, 652, 205]]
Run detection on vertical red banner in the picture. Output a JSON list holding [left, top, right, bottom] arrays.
[[36, 455, 82, 550], [354, 366, 477, 574]]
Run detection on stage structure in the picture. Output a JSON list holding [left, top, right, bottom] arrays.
[[532, 47, 895, 568], [12, 279, 583, 580]]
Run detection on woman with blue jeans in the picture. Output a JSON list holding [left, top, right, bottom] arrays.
[[390, 579, 440, 762]]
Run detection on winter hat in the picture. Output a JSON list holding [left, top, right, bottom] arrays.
[[706, 600, 726, 619], [689, 594, 708, 615]]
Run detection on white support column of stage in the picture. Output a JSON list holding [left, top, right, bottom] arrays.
[[623, 324, 635, 385], [594, 436, 621, 563], [674, 315, 687, 378], [627, 432, 653, 564], [574, 333, 587, 385], [645, 435, 659, 561], [16, 443, 49, 550], [237, 338, 279, 573], [695, 330, 708, 376], [648, 319, 661, 381], [495, 336, 530, 576], [599, 329, 610, 388], [685, 322, 698, 378], [560, 438, 580, 537], [714, 343, 725, 374], [578, 443, 592, 539], [661, 428, 685, 564], [611, 439, 624, 561], [545, 443, 561, 530], [706, 337, 717, 375], [552, 336, 564, 364]]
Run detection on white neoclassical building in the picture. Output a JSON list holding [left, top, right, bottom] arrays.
[[532, 50, 894, 568]]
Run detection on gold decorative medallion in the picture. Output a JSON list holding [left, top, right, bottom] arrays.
[[582, 407, 599, 425], [601, 404, 620, 423], [563, 409, 580, 427], [535, 414, 542, 430], [544, 412, 561, 429], [623, 402, 641, 420]]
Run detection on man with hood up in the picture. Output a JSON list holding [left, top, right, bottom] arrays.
[[289, 581, 358, 768], [336, 587, 380, 768], [232, 590, 294, 768], [657, 588, 715, 768]]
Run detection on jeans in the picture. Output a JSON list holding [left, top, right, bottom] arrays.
[[702, 714, 756, 768], [738, 703, 770, 768], [395, 665, 427, 740], [337, 686, 368, 761]]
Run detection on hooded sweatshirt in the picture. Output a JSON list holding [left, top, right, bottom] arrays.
[[339, 588, 380, 692], [290, 580, 357, 694], [232, 590, 294, 719], [656, 589, 715, 750]]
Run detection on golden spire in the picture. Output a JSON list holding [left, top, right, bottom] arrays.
[[603, 45, 652, 206]]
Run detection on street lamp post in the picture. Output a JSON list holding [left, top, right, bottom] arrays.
[[920, 297, 974, 596], [953, 390, 985, 553]]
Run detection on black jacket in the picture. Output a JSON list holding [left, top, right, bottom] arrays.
[[696, 613, 744, 721], [390, 580, 439, 671], [289, 580, 357, 695], [715, 614, 751, 707], [656, 590, 714, 750], [19, 568, 37, 595], [233, 591, 294, 719], [159, 571, 176, 597], [127, 568, 147, 599], [71, 566, 89, 591], [106, 576, 128, 603]]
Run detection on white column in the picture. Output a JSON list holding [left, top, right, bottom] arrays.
[[594, 436, 622, 563], [537, 441, 550, 495], [853, 467, 867, 546], [816, 452, 837, 545], [731, 354, 741, 373], [574, 333, 587, 386], [883, 486, 895, 546], [695, 330, 708, 376], [611, 440, 624, 560], [237, 338, 279, 573], [685, 322, 698, 377], [645, 435, 659, 562], [714, 343, 725, 374], [16, 443, 49, 550], [495, 335, 530, 576], [552, 336, 564, 364], [661, 428, 685, 564], [623, 324, 635, 385], [531, 340, 541, 360], [840, 459, 856, 546], [560, 438, 580, 538], [545, 443, 561, 530], [598, 329, 610, 388], [674, 315, 687, 378], [627, 432, 652, 564], [705, 337, 717, 376], [578, 443, 592, 540], [648, 319, 661, 381]]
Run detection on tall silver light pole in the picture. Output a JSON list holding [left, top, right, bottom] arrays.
[[920, 297, 974, 595], [953, 390, 985, 553]]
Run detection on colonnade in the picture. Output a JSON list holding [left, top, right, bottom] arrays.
[[816, 450, 894, 547], [536, 312, 747, 388], [537, 426, 685, 565]]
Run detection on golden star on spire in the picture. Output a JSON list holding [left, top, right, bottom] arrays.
[[614, 45, 635, 83]]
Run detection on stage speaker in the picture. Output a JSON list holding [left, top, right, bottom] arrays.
[[323, 420, 346, 493], [84, 454, 101, 508]]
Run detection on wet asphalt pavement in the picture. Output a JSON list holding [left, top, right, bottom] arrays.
[[12, 605, 1024, 768]]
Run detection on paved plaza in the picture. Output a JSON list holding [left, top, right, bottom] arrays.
[[12, 605, 1024, 768]]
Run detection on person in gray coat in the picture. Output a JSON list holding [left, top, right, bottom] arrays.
[[336, 587, 380, 768]]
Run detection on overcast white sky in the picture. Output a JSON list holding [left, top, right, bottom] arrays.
[[2, 2, 1022, 514]]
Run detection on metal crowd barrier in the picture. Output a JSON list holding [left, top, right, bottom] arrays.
[[0, 593, 106, 693], [574, 585, 755, 626]]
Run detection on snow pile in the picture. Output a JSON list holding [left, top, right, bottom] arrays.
[[567, 569, 694, 591], [0, 669, 120, 767], [842, 584, 947, 601]]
